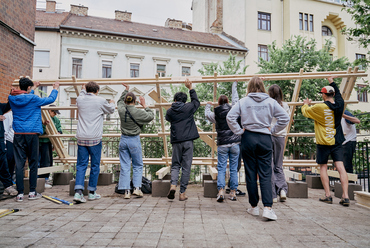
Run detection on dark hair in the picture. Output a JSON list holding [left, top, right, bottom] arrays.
[[86, 81, 100, 93], [218, 95, 229, 105], [174, 92, 187, 103], [324, 93, 334, 98], [268, 84, 284, 106], [19, 77, 34, 91], [124, 92, 136, 104]]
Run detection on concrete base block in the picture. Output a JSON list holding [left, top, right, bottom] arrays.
[[202, 174, 213, 187], [204, 180, 218, 198], [162, 174, 171, 180], [287, 181, 308, 198], [334, 182, 362, 200], [306, 175, 323, 189], [69, 179, 89, 196], [152, 180, 171, 197], [23, 178, 45, 194], [53, 172, 74, 185], [97, 173, 113, 186]]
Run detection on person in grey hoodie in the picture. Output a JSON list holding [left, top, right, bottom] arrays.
[[227, 76, 289, 221], [73, 81, 115, 203], [117, 83, 154, 199]]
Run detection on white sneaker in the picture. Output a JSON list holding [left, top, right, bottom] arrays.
[[262, 207, 277, 221], [280, 190, 287, 202], [247, 207, 260, 216], [44, 183, 52, 189], [273, 198, 278, 203], [88, 192, 101, 201], [132, 187, 143, 198]]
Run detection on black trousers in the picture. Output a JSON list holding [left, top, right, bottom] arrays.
[[6, 141, 15, 179], [343, 141, 356, 174], [241, 130, 273, 207], [39, 142, 53, 179], [0, 138, 12, 189], [14, 134, 39, 194]]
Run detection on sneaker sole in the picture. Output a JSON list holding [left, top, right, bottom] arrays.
[[228, 197, 237, 201], [319, 200, 333, 204], [262, 215, 277, 221], [167, 189, 176, 200], [340, 202, 350, 207], [280, 197, 286, 202], [73, 198, 86, 203], [217, 196, 224, 203]]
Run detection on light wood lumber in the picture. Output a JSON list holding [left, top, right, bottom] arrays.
[[312, 167, 358, 181], [156, 166, 171, 179], [354, 191, 370, 209], [283, 169, 303, 180], [208, 165, 218, 180]]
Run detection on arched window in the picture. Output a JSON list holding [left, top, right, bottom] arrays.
[[322, 26, 333, 36]]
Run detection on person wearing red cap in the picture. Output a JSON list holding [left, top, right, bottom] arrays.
[[301, 76, 350, 206]]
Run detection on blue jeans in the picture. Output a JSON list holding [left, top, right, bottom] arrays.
[[118, 135, 143, 190], [217, 144, 240, 190], [75, 142, 102, 192]]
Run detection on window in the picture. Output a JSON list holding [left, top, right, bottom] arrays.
[[130, 63, 140, 78], [355, 53, 366, 70], [38, 86, 47, 98], [157, 64, 166, 77], [34, 50, 50, 67], [182, 66, 191, 76], [258, 44, 269, 62], [299, 13, 303, 30], [357, 85, 368, 102], [304, 14, 308, 31], [322, 26, 333, 36], [72, 58, 83, 78], [309, 15, 314, 32], [102, 60, 112, 78], [258, 12, 271, 31]]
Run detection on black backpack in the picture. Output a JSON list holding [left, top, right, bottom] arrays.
[[115, 176, 152, 194]]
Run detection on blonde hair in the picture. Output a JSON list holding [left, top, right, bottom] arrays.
[[247, 76, 266, 95]]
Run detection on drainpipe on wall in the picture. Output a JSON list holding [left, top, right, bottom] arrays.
[[281, 0, 284, 45]]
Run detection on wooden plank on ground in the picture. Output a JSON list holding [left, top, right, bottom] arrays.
[[156, 166, 171, 179], [312, 167, 358, 181], [354, 191, 370, 209], [37, 165, 70, 175], [283, 169, 303, 181]]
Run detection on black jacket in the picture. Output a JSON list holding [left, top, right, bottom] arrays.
[[324, 82, 345, 145], [165, 89, 200, 144], [0, 102, 11, 139], [214, 104, 241, 146]]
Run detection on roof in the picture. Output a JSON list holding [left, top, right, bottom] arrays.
[[35, 10, 248, 52]]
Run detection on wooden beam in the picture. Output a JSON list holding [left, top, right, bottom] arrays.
[[156, 166, 171, 179], [283, 169, 303, 180], [312, 167, 358, 181], [72, 75, 80, 97], [208, 165, 218, 180], [354, 191, 370, 209], [37, 165, 70, 175]]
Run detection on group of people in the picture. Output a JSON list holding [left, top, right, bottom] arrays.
[[0, 75, 358, 221]]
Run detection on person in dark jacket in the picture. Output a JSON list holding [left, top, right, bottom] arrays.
[[0, 102, 18, 196], [165, 79, 200, 201], [9, 77, 59, 202], [205, 81, 241, 202]]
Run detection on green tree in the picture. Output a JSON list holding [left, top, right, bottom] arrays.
[[257, 36, 352, 158]]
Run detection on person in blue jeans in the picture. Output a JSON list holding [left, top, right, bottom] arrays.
[[74, 82, 115, 203], [117, 83, 154, 199], [205, 81, 241, 202]]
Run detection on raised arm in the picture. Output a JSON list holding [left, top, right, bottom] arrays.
[[343, 110, 360, 124], [117, 83, 129, 107], [226, 101, 244, 135], [231, 81, 239, 106], [185, 79, 200, 113], [136, 96, 154, 124], [205, 102, 216, 124], [36, 82, 59, 107], [328, 76, 343, 105]]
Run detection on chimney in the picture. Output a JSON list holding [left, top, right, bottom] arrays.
[[70, 4, 88, 16], [165, 18, 182, 29], [210, 0, 223, 34], [115, 10, 132, 22], [45, 0, 56, 13]]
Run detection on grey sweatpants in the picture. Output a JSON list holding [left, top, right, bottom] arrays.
[[171, 140, 194, 193], [271, 136, 288, 198]]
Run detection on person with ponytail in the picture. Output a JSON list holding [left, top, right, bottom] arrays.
[[205, 81, 241, 202], [117, 83, 154, 199], [227, 76, 289, 221], [268, 84, 290, 203]]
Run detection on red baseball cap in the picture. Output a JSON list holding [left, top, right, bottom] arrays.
[[319, 86, 334, 94]]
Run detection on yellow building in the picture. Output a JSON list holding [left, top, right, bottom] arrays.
[[192, 0, 369, 112]]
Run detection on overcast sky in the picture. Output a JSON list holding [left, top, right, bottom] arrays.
[[37, 0, 193, 26]]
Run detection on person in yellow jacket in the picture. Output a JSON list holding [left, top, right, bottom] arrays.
[[301, 76, 350, 206]]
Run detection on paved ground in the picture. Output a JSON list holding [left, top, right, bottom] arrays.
[[0, 184, 370, 248]]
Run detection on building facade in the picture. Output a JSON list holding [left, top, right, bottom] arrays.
[[192, 0, 369, 112], [0, 0, 36, 102]]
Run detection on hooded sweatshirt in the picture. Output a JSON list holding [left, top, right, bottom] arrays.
[[8, 89, 58, 134], [227, 92, 289, 136], [165, 89, 200, 144]]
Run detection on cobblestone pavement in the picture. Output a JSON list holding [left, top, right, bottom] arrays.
[[0, 184, 369, 248]]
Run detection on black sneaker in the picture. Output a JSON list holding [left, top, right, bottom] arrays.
[[216, 194, 224, 203], [319, 195, 333, 204], [339, 198, 350, 207], [236, 189, 246, 196]]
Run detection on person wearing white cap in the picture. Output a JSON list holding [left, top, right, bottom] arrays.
[[301, 76, 350, 207], [39, 105, 62, 189]]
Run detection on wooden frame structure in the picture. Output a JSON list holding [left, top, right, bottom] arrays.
[[14, 68, 366, 179]]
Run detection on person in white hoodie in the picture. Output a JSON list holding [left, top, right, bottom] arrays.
[[268, 84, 290, 203], [227, 76, 289, 221], [73, 82, 115, 203]]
